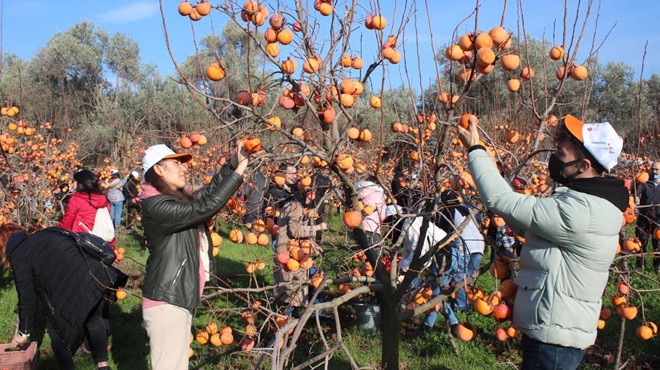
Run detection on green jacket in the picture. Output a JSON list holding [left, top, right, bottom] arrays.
[[140, 163, 243, 309], [468, 147, 624, 349]]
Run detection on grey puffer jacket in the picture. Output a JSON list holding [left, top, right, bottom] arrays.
[[468, 147, 626, 349], [140, 163, 243, 309]]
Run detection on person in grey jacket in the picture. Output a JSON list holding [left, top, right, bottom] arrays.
[[139, 143, 249, 370], [459, 114, 628, 370], [106, 170, 126, 229]]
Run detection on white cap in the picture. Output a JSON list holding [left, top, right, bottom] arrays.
[[131, 170, 140, 178], [111, 169, 119, 174], [565, 114, 623, 171], [142, 144, 192, 173]]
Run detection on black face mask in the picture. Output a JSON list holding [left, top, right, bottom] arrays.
[[548, 154, 582, 185]]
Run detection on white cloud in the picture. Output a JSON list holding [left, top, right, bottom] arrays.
[[98, 1, 159, 24]]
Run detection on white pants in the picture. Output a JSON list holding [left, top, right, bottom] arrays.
[[143, 304, 192, 370]]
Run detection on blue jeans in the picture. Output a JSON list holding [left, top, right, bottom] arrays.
[[424, 294, 459, 327], [422, 265, 459, 328], [110, 201, 124, 228], [466, 252, 483, 276], [443, 253, 484, 310], [422, 250, 485, 328], [521, 334, 584, 370]]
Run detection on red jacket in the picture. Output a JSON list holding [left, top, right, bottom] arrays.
[[59, 192, 111, 234]]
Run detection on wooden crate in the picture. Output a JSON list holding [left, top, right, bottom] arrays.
[[0, 342, 37, 370]]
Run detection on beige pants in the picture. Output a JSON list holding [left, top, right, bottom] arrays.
[[143, 304, 192, 370]]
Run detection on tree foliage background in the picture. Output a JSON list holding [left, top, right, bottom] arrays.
[[1, 21, 658, 169]]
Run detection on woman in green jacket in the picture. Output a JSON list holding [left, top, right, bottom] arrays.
[[139, 143, 249, 370], [459, 115, 628, 370]]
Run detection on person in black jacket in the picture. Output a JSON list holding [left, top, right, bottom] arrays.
[[635, 161, 660, 271], [138, 143, 249, 370], [241, 168, 268, 225], [0, 223, 123, 370], [264, 164, 297, 210], [122, 171, 142, 226]]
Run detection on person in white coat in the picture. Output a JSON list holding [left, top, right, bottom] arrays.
[[459, 114, 628, 370], [436, 189, 485, 311]]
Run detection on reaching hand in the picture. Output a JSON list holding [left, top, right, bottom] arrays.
[[457, 115, 481, 148], [231, 140, 250, 175]]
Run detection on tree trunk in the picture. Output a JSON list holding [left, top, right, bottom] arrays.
[[379, 293, 401, 370]]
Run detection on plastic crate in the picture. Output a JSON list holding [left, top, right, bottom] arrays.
[[0, 342, 37, 370]]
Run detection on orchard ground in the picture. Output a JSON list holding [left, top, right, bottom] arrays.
[[1, 212, 658, 370]]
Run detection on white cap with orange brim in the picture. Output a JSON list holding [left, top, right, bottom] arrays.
[[142, 144, 192, 173], [564, 114, 623, 171]]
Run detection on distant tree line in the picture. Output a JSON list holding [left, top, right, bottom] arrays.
[[1, 22, 658, 167]]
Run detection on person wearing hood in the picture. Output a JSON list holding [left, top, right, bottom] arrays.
[[274, 183, 328, 312], [60, 169, 114, 245], [356, 176, 389, 251], [139, 143, 248, 370], [459, 114, 628, 370]]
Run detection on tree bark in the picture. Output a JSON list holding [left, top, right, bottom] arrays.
[[378, 292, 401, 370]]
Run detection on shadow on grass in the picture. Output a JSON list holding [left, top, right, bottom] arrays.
[[109, 303, 149, 370], [0, 270, 14, 290], [214, 255, 256, 281]]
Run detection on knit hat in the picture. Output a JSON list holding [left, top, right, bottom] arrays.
[[564, 114, 623, 171]]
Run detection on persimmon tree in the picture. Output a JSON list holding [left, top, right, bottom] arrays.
[[153, 0, 660, 368]]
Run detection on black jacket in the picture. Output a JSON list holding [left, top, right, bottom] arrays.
[[636, 181, 660, 227], [9, 228, 122, 351], [264, 184, 293, 210], [123, 176, 141, 207], [242, 170, 268, 224], [140, 163, 243, 309]]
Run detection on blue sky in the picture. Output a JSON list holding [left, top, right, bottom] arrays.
[[2, 0, 659, 88]]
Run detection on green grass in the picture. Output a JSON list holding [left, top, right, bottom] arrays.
[[2, 218, 659, 369]]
